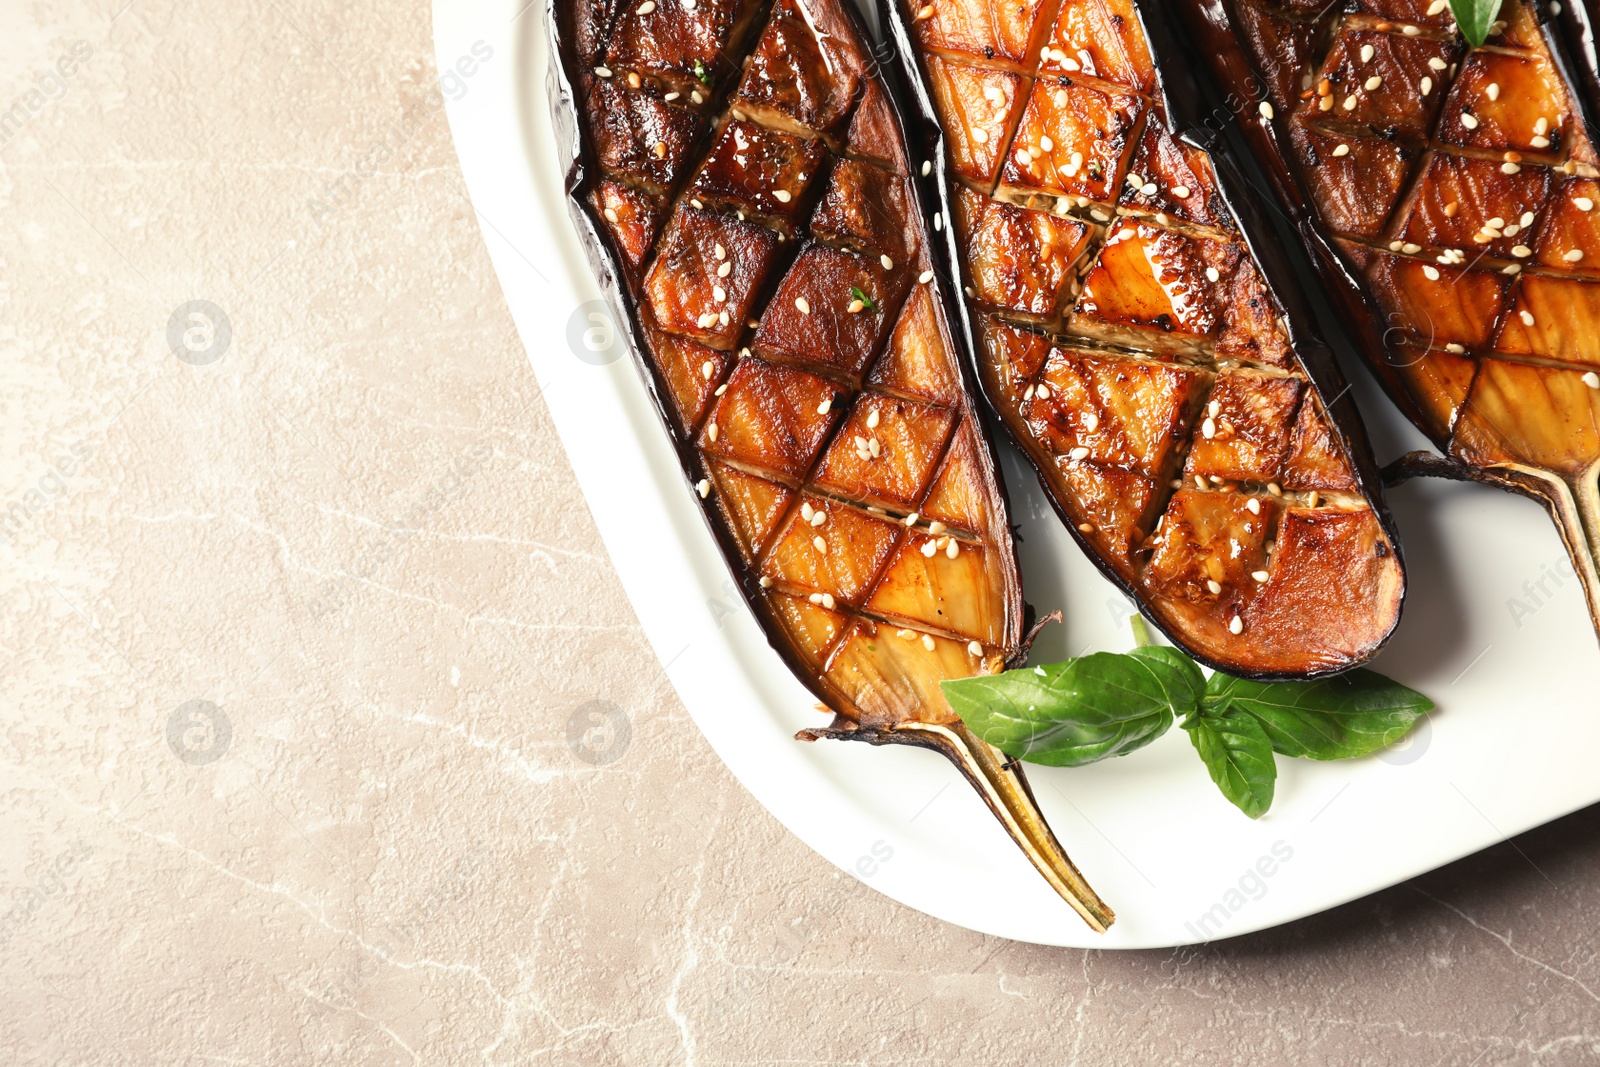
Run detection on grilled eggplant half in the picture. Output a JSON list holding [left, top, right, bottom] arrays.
[[1174, 0, 1600, 640], [549, 0, 1115, 928], [887, 0, 1405, 677]]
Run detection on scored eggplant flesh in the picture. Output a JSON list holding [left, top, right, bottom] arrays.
[[892, 0, 1405, 677], [1174, 0, 1600, 643], [549, 0, 1115, 929]]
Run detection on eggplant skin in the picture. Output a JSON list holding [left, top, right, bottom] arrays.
[[1172, 0, 1600, 639], [546, 0, 1029, 731], [886, 0, 1406, 678]]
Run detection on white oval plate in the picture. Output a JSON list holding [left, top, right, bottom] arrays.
[[433, 0, 1600, 947]]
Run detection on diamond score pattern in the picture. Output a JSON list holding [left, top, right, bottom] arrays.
[[906, 0, 1381, 652], [564, 0, 1021, 723]]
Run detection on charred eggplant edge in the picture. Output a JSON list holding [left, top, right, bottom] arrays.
[[545, 0, 1117, 933], [880, 0, 1407, 681]]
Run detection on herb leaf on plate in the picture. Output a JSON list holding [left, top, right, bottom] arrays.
[[1182, 705, 1278, 819], [1450, 0, 1502, 47], [940, 646, 1202, 767], [1204, 670, 1434, 761]]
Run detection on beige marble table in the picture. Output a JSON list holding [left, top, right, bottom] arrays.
[[1, 1, 1596, 1063]]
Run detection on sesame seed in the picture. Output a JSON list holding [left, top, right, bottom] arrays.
[[1343, 95, 1357, 111], [928, 521, 946, 535], [1040, 135, 1054, 151], [1083, 411, 1099, 431], [1585, 372, 1600, 389], [696, 478, 710, 497], [1520, 309, 1536, 326], [933, 213, 943, 232], [594, 66, 613, 77], [1566, 249, 1585, 262], [821, 593, 835, 609], [972, 127, 989, 144], [922, 634, 936, 651], [868, 437, 881, 458], [1361, 43, 1376, 62], [847, 299, 864, 314], [921, 540, 938, 558], [1446, 342, 1466, 353], [1427, 0, 1447, 12], [1420, 76, 1433, 96], [719, 311, 729, 326], [905, 512, 920, 526], [1247, 497, 1261, 515], [1513, 245, 1532, 258], [880, 254, 894, 270], [1423, 265, 1441, 280], [795, 297, 811, 314], [1090, 208, 1111, 222], [813, 535, 826, 552], [1402, 242, 1422, 254], [921, 160, 932, 176], [1390, 240, 1404, 251], [1014, 146, 1031, 163], [691, 90, 703, 104], [1502, 162, 1521, 174], [1365, 75, 1382, 90], [1503, 264, 1522, 275], [713, 286, 727, 303], [919, 270, 935, 284], [1429, 57, 1447, 71], [809, 592, 823, 604], [717, 261, 732, 278], [707, 422, 718, 441], [817, 397, 832, 415], [1252, 570, 1269, 583], [1201, 416, 1217, 439], [714, 384, 728, 396], [968, 640, 984, 656], [1142, 183, 1157, 196], [1553, 1, 1562, 11], [1333, 143, 1351, 157], [1536, 117, 1550, 135], [946, 540, 959, 559], [1320, 96, 1333, 111], [653, 141, 667, 159], [916, 3, 935, 19], [1069, 446, 1090, 460], [1196, 474, 1209, 489], [1268, 482, 1282, 496], [1532, 136, 1551, 149], [603, 207, 619, 223], [1578, 197, 1596, 212], [801, 501, 814, 521], [1486, 82, 1500, 101], [1523, 211, 1538, 226], [1259, 101, 1275, 119], [898, 628, 914, 639], [1229, 615, 1244, 634], [866, 409, 880, 429], [1208, 399, 1222, 417], [1461, 113, 1479, 130], [773, 189, 792, 204], [759, 576, 773, 588], [664, 91, 680, 101], [1207, 579, 1222, 594], [1402, 23, 1419, 34], [1172, 184, 1190, 198], [696, 313, 714, 328], [1307, 490, 1320, 508], [1023, 385, 1035, 401], [810, 509, 827, 527], [701, 360, 715, 379]]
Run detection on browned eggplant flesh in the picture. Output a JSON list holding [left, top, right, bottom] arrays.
[[1177, 0, 1600, 639], [551, 0, 1115, 928], [895, 0, 1405, 677]]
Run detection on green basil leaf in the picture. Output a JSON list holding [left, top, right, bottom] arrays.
[[940, 647, 1201, 767], [1450, 0, 1502, 47], [1183, 707, 1277, 819], [1203, 669, 1432, 760]]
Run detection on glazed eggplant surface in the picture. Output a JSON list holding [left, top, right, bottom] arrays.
[[1177, 0, 1600, 640], [894, 0, 1405, 677], [550, 0, 1114, 928]]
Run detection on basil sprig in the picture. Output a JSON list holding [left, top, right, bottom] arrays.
[[1450, 0, 1502, 47], [941, 620, 1432, 818]]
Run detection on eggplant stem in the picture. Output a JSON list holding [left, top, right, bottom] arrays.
[[1384, 450, 1600, 646], [798, 719, 1115, 932], [1549, 465, 1600, 642]]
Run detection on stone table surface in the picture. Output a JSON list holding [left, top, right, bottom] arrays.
[[2, 1, 1597, 1064]]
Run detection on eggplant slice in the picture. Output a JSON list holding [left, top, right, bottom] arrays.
[[887, 0, 1405, 677], [1174, 0, 1600, 640], [548, 0, 1115, 928]]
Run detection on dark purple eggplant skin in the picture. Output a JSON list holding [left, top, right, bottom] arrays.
[[544, 0, 1028, 698], [880, 0, 1408, 680]]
